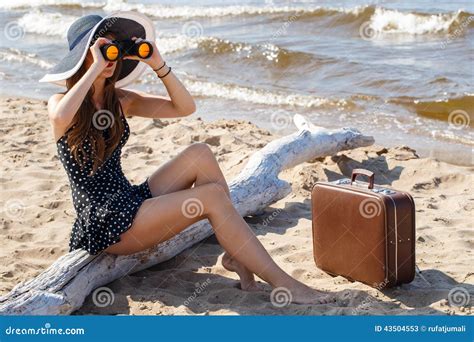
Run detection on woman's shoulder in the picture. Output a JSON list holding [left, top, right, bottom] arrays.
[[116, 88, 142, 115], [116, 88, 135, 113], [47, 93, 66, 121], [48, 92, 65, 106]]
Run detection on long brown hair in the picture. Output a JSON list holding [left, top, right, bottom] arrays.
[[63, 49, 125, 176]]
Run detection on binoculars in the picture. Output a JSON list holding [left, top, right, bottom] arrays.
[[100, 39, 153, 61]]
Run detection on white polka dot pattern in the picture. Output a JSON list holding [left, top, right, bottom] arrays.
[[56, 105, 153, 255]]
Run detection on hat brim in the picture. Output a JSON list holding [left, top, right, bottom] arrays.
[[39, 11, 155, 88]]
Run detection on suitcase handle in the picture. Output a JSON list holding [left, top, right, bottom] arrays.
[[351, 168, 374, 189]]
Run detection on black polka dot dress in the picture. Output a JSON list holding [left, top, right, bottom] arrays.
[[56, 104, 153, 255]]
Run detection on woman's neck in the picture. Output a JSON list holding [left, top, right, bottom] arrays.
[[92, 77, 106, 109]]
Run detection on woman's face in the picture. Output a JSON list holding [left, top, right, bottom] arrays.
[[84, 33, 118, 79]]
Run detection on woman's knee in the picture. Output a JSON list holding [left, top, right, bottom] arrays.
[[199, 183, 233, 212], [184, 142, 215, 160]]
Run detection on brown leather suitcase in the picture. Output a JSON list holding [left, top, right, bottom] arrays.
[[311, 168, 415, 288]]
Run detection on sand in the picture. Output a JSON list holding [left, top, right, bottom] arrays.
[[0, 96, 472, 315]]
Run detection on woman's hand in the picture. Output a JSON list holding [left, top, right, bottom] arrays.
[[120, 37, 195, 118], [123, 36, 164, 70], [89, 37, 111, 71]]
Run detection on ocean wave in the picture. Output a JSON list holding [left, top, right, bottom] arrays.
[[367, 8, 474, 35], [102, 1, 371, 20], [158, 35, 306, 65], [141, 77, 354, 109], [0, 48, 54, 69], [188, 36, 318, 66], [10, 4, 473, 38], [137, 72, 353, 109], [390, 95, 473, 127], [18, 11, 76, 37], [0, 0, 104, 10], [429, 129, 474, 146], [0, 0, 368, 18], [16, 11, 320, 66], [103, 2, 473, 37]]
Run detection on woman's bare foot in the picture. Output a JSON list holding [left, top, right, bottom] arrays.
[[221, 253, 334, 304], [221, 252, 262, 292], [290, 284, 336, 304], [276, 281, 336, 305], [291, 285, 335, 305]]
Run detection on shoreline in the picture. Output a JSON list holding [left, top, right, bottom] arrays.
[[0, 96, 472, 315], [4, 92, 472, 167]]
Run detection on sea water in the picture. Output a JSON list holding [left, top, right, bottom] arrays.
[[0, 0, 472, 164]]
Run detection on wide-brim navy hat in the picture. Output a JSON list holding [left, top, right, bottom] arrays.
[[39, 11, 155, 88]]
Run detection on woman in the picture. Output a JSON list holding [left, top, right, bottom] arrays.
[[42, 12, 334, 305]]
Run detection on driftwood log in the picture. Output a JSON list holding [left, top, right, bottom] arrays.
[[0, 115, 374, 315]]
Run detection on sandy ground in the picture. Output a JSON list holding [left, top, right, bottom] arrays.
[[0, 96, 472, 315]]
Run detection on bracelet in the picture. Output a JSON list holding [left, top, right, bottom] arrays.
[[158, 66, 172, 79], [152, 61, 166, 72]]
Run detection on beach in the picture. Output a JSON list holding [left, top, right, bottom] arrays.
[[1, 96, 472, 315]]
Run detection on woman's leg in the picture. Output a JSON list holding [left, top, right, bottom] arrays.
[[146, 142, 230, 197], [105, 182, 332, 304], [144, 143, 258, 290]]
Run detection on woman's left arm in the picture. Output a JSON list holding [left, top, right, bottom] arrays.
[[120, 38, 196, 118]]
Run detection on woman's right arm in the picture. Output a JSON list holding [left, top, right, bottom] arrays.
[[47, 38, 109, 138]]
